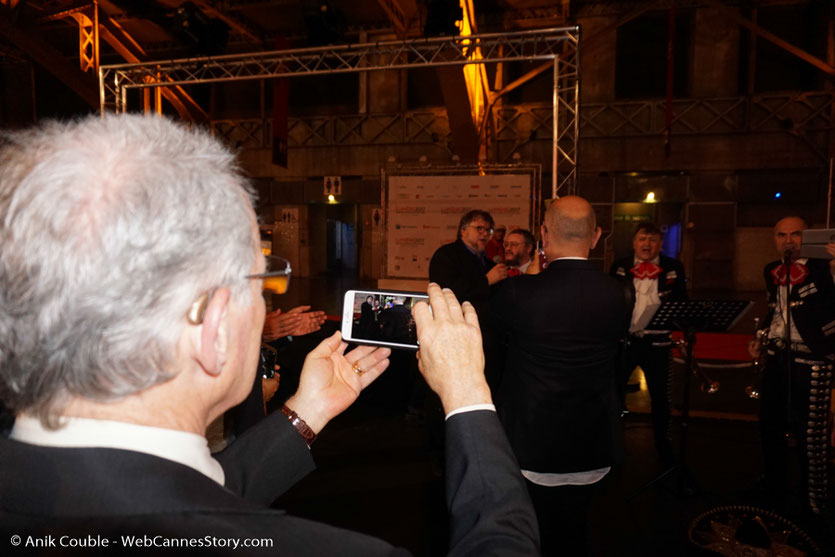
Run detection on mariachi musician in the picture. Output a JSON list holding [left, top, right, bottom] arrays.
[[749, 216, 835, 516], [610, 221, 687, 462]]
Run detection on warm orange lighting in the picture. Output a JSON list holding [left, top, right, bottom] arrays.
[[643, 192, 657, 204], [262, 275, 290, 295], [458, 1, 488, 129]]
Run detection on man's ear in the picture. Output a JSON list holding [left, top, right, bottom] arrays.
[[590, 226, 602, 250], [197, 287, 231, 377], [540, 224, 549, 250]]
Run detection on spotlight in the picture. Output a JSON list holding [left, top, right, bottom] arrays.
[[774, 192, 782, 199], [643, 192, 657, 203]]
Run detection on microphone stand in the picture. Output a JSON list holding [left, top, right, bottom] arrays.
[[782, 250, 795, 448], [779, 249, 803, 514]]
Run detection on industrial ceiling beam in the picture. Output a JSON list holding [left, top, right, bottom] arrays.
[[98, 17, 207, 121], [375, 0, 417, 38], [703, 0, 835, 77], [0, 11, 99, 108], [189, 0, 262, 43]]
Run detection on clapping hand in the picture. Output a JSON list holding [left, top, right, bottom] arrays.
[[262, 305, 327, 341]]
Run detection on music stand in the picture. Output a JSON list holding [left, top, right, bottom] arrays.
[[634, 299, 753, 497]]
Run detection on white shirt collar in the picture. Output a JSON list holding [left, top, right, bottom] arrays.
[[10, 415, 225, 485], [554, 256, 587, 261]]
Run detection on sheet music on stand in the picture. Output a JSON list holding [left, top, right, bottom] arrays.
[[646, 300, 753, 333]]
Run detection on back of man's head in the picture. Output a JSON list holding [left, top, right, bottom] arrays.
[[0, 114, 255, 428], [544, 196, 597, 250]]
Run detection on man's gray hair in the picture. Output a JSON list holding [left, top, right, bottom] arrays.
[[0, 114, 256, 427], [456, 209, 494, 239]]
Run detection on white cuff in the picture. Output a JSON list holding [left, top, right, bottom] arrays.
[[445, 403, 496, 420]]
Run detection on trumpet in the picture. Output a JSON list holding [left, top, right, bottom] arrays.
[[746, 317, 769, 399]]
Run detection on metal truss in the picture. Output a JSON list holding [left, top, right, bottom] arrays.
[[37, 1, 99, 73], [69, 9, 98, 73], [100, 27, 580, 196], [578, 91, 834, 159], [212, 111, 453, 151], [210, 90, 833, 164]]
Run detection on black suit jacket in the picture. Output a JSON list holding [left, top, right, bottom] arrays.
[[493, 259, 629, 474], [1, 411, 538, 557], [762, 258, 835, 358], [429, 239, 495, 324]]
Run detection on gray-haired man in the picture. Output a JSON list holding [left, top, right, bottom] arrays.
[[0, 115, 537, 556]]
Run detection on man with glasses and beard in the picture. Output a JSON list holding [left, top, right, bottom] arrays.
[[503, 229, 536, 277], [430, 209, 508, 389]]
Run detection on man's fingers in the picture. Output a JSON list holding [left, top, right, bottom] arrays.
[[276, 313, 303, 324], [412, 299, 433, 330], [442, 288, 464, 321], [426, 282, 450, 321], [354, 357, 390, 388], [351, 347, 391, 375], [335, 340, 349, 356], [461, 301, 481, 329], [345, 344, 388, 364], [288, 305, 311, 314], [309, 331, 343, 357]]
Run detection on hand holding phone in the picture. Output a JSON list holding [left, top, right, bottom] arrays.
[[284, 331, 391, 433], [412, 283, 492, 414]]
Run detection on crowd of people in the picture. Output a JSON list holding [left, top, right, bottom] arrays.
[[427, 202, 834, 554], [0, 113, 833, 556]]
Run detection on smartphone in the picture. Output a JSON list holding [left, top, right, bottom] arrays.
[[341, 289, 429, 351]]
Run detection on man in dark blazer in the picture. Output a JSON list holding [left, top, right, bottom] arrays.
[[430, 209, 508, 389], [493, 196, 629, 557], [610, 221, 687, 461], [429, 209, 508, 319], [748, 216, 835, 516], [0, 116, 538, 556]]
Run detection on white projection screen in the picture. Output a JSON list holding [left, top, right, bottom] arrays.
[[385, 170, 537, 279]]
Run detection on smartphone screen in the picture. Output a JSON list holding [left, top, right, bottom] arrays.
[[342, 290, 429, 350]]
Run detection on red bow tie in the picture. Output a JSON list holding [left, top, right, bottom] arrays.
[[771, 262, 808, 286], [507, 267, 521, 277], [630, 261, 662, 280]]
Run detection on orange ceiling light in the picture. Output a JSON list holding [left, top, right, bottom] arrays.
[[458, 0, 489, 129]]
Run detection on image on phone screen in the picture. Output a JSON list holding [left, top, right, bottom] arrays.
[[342, 290, 428, 350]]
